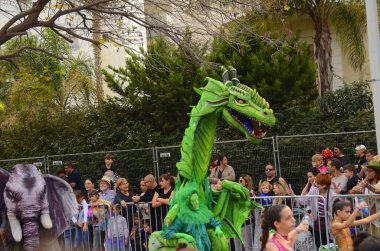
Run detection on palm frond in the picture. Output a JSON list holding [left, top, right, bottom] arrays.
[[330, 3, 366, 70]]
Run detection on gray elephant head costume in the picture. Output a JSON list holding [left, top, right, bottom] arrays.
[[0, 164, 78, 251]]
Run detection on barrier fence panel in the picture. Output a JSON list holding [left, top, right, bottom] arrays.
[[0, 156, 47, 173], [47, 148, 155, 193], [155, 137, 276, 186], [213, 137, 276, 184], [250, 195, 330, 251], [155, 145, 181, 177], [63, 196, 329, 251], [62, 194, 380, 251], [276, 130, 377, 194]]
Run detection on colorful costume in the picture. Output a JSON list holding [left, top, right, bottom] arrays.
[[332, 219, 353, 251], [149, 66, 275, 250]]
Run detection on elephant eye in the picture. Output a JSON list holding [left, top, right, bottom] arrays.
[[5, 189, 14, 200], [5, 189, 22, 202], [6, 190, 12, 197]]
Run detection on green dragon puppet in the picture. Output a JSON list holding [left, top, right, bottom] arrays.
[[149, 66, 276, 251]]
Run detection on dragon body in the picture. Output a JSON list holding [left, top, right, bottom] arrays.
[[149, 66, 276, 251]]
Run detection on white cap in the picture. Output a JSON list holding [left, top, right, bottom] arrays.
[[355, 145, 366, 151]]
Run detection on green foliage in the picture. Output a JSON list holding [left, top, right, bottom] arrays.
[[0, 29, 96, 113], [103, 36, 208, 143], [208, 33, 317, 109], [0, 100, 161, 159], [318, 81, 373, 118], [275, 80, 374, 135]]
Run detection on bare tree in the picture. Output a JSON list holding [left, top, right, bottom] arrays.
[[0, 0, 255, 62]]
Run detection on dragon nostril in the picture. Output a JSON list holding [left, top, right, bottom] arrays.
[[264, 111, 268, 116]]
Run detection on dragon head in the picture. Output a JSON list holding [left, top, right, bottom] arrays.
[[196, 66, 276, 143]]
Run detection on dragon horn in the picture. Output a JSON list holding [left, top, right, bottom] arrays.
[[227, 66, 240, 86], [221, 66, 230, 85]]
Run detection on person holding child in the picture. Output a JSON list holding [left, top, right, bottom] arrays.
[[259, 163, 290, 194]]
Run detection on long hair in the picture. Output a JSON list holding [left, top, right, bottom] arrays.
[[260, 204, 286, 250], [273, 182, 286, 205], [240, 174, 253, 191]]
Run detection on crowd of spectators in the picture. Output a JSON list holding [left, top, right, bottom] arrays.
[[55, 145, 380, 251]]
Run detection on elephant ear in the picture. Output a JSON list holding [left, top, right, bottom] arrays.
[[0, 168, 10, 209], [43, 174, 78, 236]]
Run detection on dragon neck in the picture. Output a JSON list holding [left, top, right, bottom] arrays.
[[176, 108, 221, 184]]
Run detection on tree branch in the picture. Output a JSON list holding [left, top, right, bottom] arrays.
[[0, 46, 65, 61]]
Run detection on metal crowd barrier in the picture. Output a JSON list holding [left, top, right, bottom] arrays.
[[60, 193, 380, 251], [62, 202, 169, 251], [247, 195, 330, 251]]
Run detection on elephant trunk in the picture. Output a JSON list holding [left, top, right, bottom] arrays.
[[22, 217, 39, 251]]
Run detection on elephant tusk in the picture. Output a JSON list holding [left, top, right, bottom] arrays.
[[9, 218, 22, 242], [40, 213, 53, 229]]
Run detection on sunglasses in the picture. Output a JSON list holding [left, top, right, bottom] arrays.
[[265, 169, 274, 172]]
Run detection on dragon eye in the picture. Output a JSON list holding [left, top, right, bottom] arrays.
[[236, 99, 245, 104]]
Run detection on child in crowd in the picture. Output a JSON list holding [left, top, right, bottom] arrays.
[[331, 200, 380, 250], [259, 181, 273, 207], [312, 153, 328, 174], [142, 220, 151, 250], [88, 189, 110, 251], [72, 190, 89, 250], [106, 205, 130, 251], [130, 214, 144, 251], [341, 164, 361, 194]]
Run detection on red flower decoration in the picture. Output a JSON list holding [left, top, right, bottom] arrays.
[[322, 148, 333, 159]]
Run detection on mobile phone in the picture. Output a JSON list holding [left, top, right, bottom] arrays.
[[288, 184, 292, 190]]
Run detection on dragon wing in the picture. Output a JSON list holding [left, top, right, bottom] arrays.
[[212, 180, 262, 242]]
